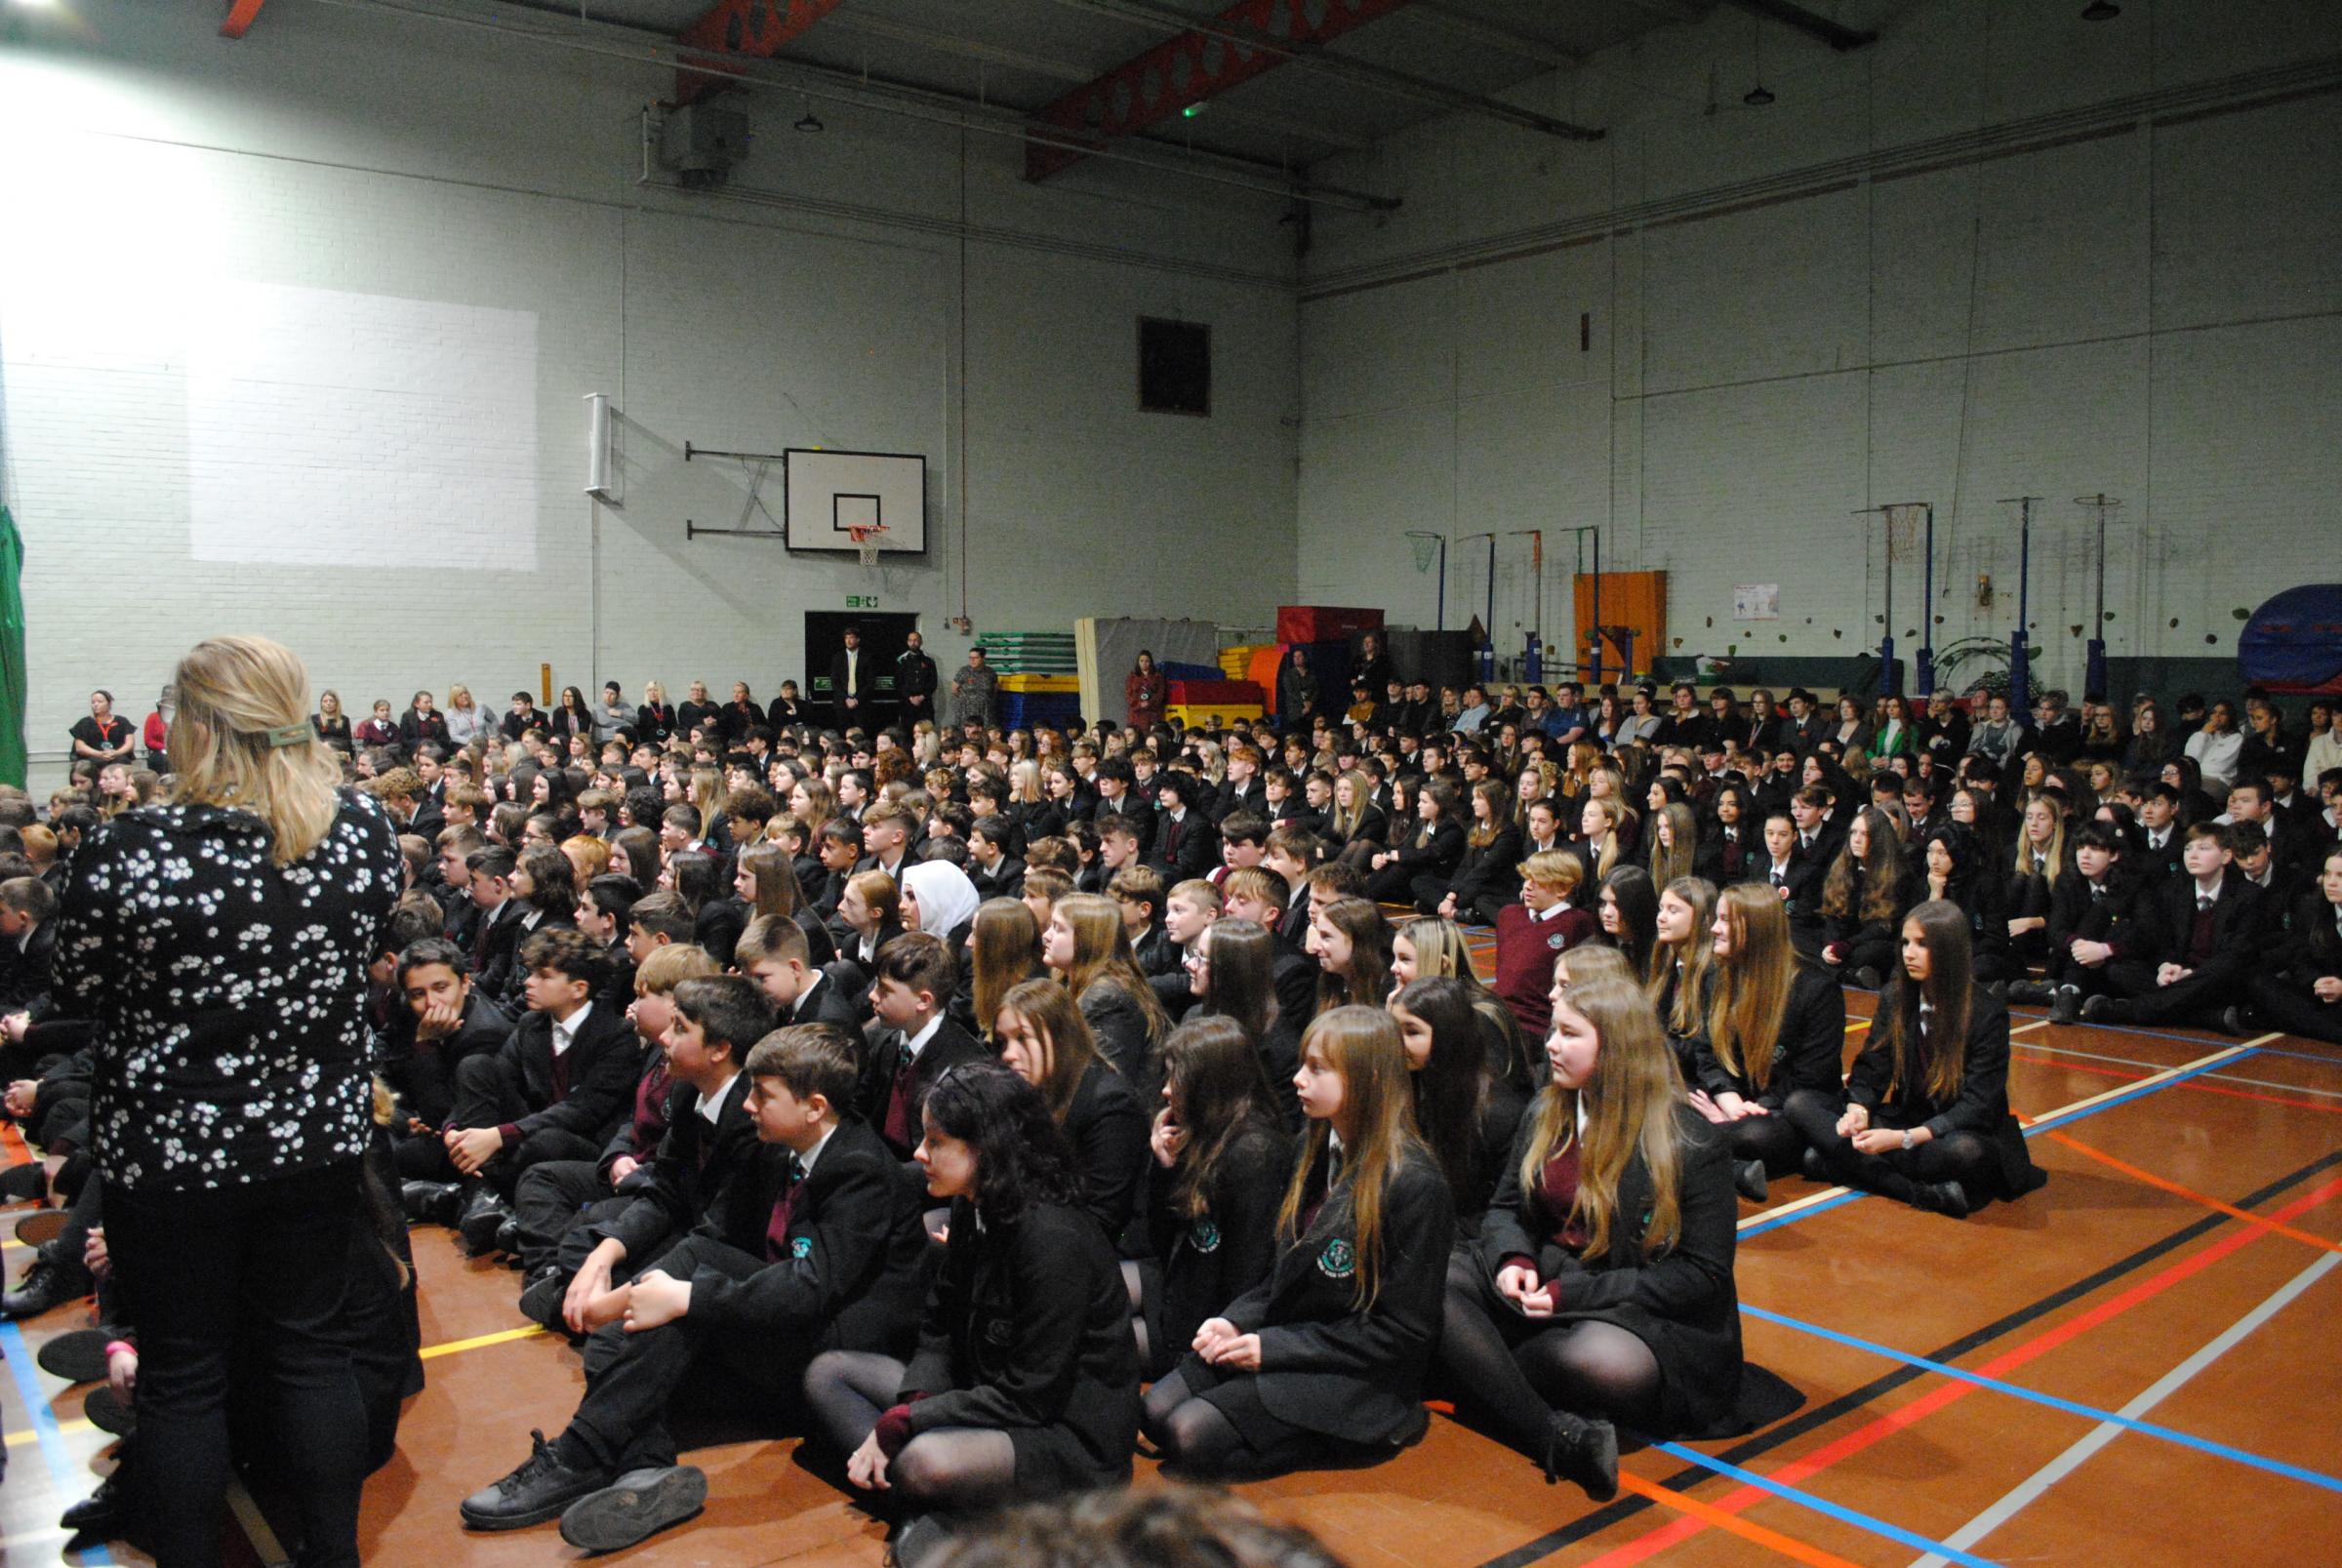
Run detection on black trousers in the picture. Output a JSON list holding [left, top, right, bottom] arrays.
[[511, 1159, 619, 1277], [2245, 974, 2342, 1044], [106, 1161, 368, 1568], [558, 1236, 801, 1474], [450, 1055, 603, 1197], [2106, 960, 2241, 1025]]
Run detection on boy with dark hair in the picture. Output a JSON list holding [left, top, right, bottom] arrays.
[[1110, 864, 1177, 976], [387, 937, 516, 1198], [2026, 824, 2138, 1024], [443, 928, 648, 1253], [2084, 823, 2264, 1028], [1149, 772, 1219, 882], [967, 816, 1025, 900], [465, 846, 526, 1000], [858, 933, 985, 1157]]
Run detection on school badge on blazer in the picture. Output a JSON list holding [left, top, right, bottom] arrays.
[[1191, 1220, 1222, 1254], [790, 1236, 813, 1260], [1316, 1238, 1355, 1279], [1548, 930, 1569, 949]]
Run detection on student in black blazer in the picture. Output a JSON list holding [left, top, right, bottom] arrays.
[[1689, 888, 1845, 1195], [1146, 1006, 1455, 1478], [2243, 850, 2342, 1043], [992, 980, 1150, 1240], [1441, 973, 1796, 1499], [465, 848, 529, 1001], [1785, 901, 2044, 1218], [1364, 783, 1467, 905], [2023, 824, 2138, 1022], [741, 916, 865, 1034], [1151, 774, 1222, 884], [804, 1062, 1140, 1568], [2085, 823, 2265, 1028], [461, 1026, 929, 1548], [967, 820, 1026, 901], [381, 939, 515, 1179], [1418, 781, 1522, 921], [1755, 812, 1827, 956], [857, 933, 988, 1158]]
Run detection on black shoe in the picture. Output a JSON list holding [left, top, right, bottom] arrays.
[[517, 1266, 568, 1330], [494, 1216, 520, 1256], [60, 1471, 121, 1538], [36, 1327, 113, 1385], [458, 1429, 610, 1532], [458, 1189, 513, 1256], [2220, 1004, 2256, 1036], [2, 1259, 88, 1319], [1733, 1159, 1769, 1203], [2048, 986, 2081, 1025], [0, 1164, 44, 1202], [2006, 980, 2053, 1005], [15, 1208, 65, 1247], [1540, 1410, 1619, 1502], [82, 1384, 136, 1437], [1913, 1181, 1970, 1220], [1850, 966, 1882, 990], [402, 1180, 463, 1227], [2081, 994, 2130, 1025], [1984, 980, 2008, 1003], [1800, 1145, 1832, 1182], [558, 1466, 708, 1552]]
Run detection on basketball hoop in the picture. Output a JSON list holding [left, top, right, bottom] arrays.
[[1405, 532, 1442, 574], [1882, 503, 1925, 564], [848, 524, 888, 569]]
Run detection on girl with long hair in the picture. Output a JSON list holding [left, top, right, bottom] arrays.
[[1593, 866, 1659, 981], [963, 898, 1045, 1042], [1420, 778, 1522, 920], [1437, 974, 1785, 1498], [1577, 796, 1633, 884], [1819, 806, 1914, 987], [1143, 1007, 1455, 1478], [1390, 976, 1524, 1235], [1308, 895, 1394, 1018], [1128, 1016, 1290, 1378], [1393, 916, 1540, 1094], [804, 1061, 1140, 1568], [1782, 901, 2043, 1217], [1690, 886, 1846, 1197], [1647, 876, 1718, 1080], [1187, 918, 1301, 1127], [2002, 794, 2067, 967], [734, 841, 837, 967], [1644, 801, 1699, 889], [992, 979, 1149, 1240], [1041, 892, 1171, 1088], [1364, 780, 1465, 904]]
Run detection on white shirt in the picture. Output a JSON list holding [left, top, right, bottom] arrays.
[[900, 1014, 944, 1063], [550, 1001, 593, 1058], [795, 1122, 837, 1179]]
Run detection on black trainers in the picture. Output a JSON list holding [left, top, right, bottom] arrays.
[[459, 1429, 610, 1531], [558, 1466, 708, 1551], [2220, 1004, 2256, 1036], [82, 1384, 136, 1437], [1912, 1180, 1970, 1220], [2048, 986, 2081, 1025], [1849, 966, 1882, 990], [2080, 993, 2130, 1025], [0, 1164, 45, 1203], [401, 1180, 463, 1227], [2006, 980, 2053, 1005], [2, 1259, 88, 1319], [517, 1266, 568, 1330], [36, 1328, 114, 1385], [61, 1470, 122, 1539], [1733, 1159, 1769, 1203], [1799, 1145, 1832, 1182], [458, 1188, 513, 1256], [1541, 1410, 1619, 1501]]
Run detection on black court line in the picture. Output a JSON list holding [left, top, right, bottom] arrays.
[[1472, 1146, 2342, 1568]]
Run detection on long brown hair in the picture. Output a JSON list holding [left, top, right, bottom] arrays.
[[968, 898, 1043, 1037], [1878, 900, 1974, 1104], [1313, 896, 1394, 1014], [1649, 802, 1700, 888], [995, 977, 1107, 1121], [1053, 892, 1172, 1045], [1650, 876, 1717, 1037], [1822, 806, 1906, 925], [737, 840, 807, 922], [1161, 1016, 1285, 1222], [1707, 884, 1796, 1090], [1277, 1006, 1426, 1309], [1514, 975, 1685, 1261]]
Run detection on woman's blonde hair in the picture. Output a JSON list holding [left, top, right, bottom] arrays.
[[169, 635, 345, 865], [1516, 974, 1685, 1261]]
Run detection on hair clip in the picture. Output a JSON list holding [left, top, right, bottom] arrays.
[[263, 723, 312, 748]]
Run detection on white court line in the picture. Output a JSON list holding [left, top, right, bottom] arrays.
[[1906, 1246, 2342, 1568]]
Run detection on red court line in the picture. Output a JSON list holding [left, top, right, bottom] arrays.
[[1613, 1469, 1866, 1568], [1571, 1173, 2342, 1568], [2043, 1131, 2342, 1256], [2012, 1050, 2342, 1117]]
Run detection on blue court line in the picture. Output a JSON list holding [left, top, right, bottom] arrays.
[[1739, 1048, 2263, 1240], [2241, 1042, 2342, 1066], [1646, 1438, 2000, 1567], [0, 1320, 112, 1563], [1741, 1304, 2342, 1497]]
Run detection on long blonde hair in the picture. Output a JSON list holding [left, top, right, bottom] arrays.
[[1053, 892, 1172, 1045], [168, 636, 344, 865], [1707, 884, 1796, 1090], [1277, 1005, 1426, 1309], [1515, 975, 1685, 1261], [1650, 875, 1718, 1037]]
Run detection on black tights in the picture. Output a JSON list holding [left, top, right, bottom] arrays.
[[1780, 1090, 1996, 1206], [1720, 1111, 1807, 1178], [1433, 1254, 1660, 1457], [800, 1350, 1018, 1531]]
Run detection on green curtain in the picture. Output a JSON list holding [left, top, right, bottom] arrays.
[[0, 506, 24, 788]]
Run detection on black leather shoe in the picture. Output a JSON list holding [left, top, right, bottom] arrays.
[[1850, 966, 1882, 990], [2006, 980, 2054, 1005], [36, 1328, 113, 1385], [559, 1466, 708, 1551], [2048, 987, 2081, 1025], [0, 1164, 44, 1202], [1541, 1410, 1619, 1501], [494, 1216, 520, 1256], [2, 1259, 88, 1319], [459, 1430, 610, 1531], [401, 1180, 463, 1227], [1733, 1159, 1769, 1203], [61, 1471, 122, 1538], [82, 1385, 136, 1437], [1800, 1145, 1832, 1182], [1913, 1181, 1970, 1220], [2080, 994, 2131, 1025], [458, 1189, 513, 1256], [2220, 1004, 2256, 1036], [517, 1266, 568, 1330]]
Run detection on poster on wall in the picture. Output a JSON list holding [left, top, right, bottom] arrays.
[[1733, 583, 1780, 622]]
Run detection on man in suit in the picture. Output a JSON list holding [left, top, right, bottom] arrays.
[[460, 1025, 928, 1548], [830, 625, 873, 731], [856, 934, 987, 1159], [2085, 823, 2265, 1028]]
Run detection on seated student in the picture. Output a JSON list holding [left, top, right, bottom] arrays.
[[804, 1061, 1141, 1568], [1216, 871, 1318, 1041], [740, 914, 860, 1030], [734, 841, 837, 970], [1692, 784, 1758, 886], [1149, 878, 1219, 1019], [1363, 782, 1466, 905], [441, 928, 649, 1253], [1754, 809, 1827, 957], [1150, 773, 1221, 884], [2242, 849, 2342, 1042], [1419, 780, 1522, 922], [1111, 864, 1180, 978], [465, 846, 529, 1001], [1017, 864, 1073, 937], [1130, 1017, 1289, 1380], [2083, 822, 2266, 1028], [1784, 901, 2044, 1217], [2002, 795, 2068, 968], [860, 933, 989, 1160], [991, 979, 1148, 1240], [968, 818, 1026, 901], [2013, 823, 2138, 1023], [1308, 895, 1395, 1021], [1918, 822, 2012, 984], [1144, 1006, 1455, 1479], [1041, 892, 1172, 1089], [810, 817, 864, 926], [1492, 851, 1600, 1044], [1390, 977, 1526, 1238], [1210, 811, 1270, 891], [573, 872, 642, 1011], [1819, 806, 1915, 988], [493, 845, 580, 1006], [1648, 877, 1719, 1083], [384, 938, 516, 1188], [509, 944, 720, 1322], [464, 1024, 930, 1549], [1439, 969, 1790, 1499], [831, 868, 906, 1007], [1689, 887, 1846, 1198], [1265, 830, 1322, 951], [0, 875, 58, 1023]]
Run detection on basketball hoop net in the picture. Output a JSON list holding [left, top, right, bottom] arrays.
[[1405, 532, 1441, 573], [848, 524, 888, 569], [1882, 503, 1925, 565]]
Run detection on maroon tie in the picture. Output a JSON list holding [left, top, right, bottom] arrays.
[[881, 1046, 918, 1148]]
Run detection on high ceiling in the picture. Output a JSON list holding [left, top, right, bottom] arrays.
[[489, 0, 1847, 184]]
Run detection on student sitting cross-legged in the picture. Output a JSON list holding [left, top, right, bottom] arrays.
[[460, 1024, 930, 1550]]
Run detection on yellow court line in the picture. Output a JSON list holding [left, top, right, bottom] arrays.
[[418, 1323, 549, 1360], [4, 1418, 94, 1447]]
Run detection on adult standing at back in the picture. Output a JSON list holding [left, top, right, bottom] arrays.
[[950, 647, 999, 731], [897, 629, 940, 729], [831, 625, 872, 730], [1126, 651, 1168, 734], [53, 634, 403, 1568]]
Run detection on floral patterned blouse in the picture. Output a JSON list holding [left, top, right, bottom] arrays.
[[54, 788, 401, 1192]]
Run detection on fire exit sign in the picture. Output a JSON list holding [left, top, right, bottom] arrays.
[[845, 594, 879, 609]]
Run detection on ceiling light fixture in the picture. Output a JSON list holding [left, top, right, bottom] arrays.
[[794, 108, 824, 134], [1744, 17, 1774, 107], [1744, 83, 1775, 106], [2081, 1, 2120, 19]]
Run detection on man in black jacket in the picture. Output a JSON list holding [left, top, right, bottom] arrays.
[[830, 625, 873, 730], [460, 1025, 928, 1548], [895, 629, 939, 728]]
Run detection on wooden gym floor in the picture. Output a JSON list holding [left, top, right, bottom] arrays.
[[5, 965, 2340, 1566]]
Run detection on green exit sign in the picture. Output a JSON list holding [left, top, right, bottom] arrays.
[[845, 594, 879, 609]]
